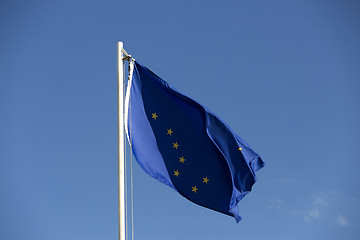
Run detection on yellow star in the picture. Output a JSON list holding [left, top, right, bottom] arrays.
[[174, 170, 180, 177], [179, 156, 186, 163], [192, 186, 198, 193], [151, 112, 158, 120], [173, 142, 179, 149], [238, 147, 242, 151], [203, 177, 209, 184], [167, 128, 173, 136]]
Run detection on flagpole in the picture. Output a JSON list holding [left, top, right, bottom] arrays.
[[117, 41, 126, 240]]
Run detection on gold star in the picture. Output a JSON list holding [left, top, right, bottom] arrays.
[[167, 128, 173, 136], [151, 113, 158, 120], [174, 170, 180, 177], [203, 177, 209, 184], [173, 142, 179, 149], [179, 156, 186, 163], [238, 147, 242, 151], [192, 186, 198, 193]]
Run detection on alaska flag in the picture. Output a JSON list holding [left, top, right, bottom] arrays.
[[126, 61, 264, 222]]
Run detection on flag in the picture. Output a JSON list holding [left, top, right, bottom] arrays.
[[125, 60, 264, 222]]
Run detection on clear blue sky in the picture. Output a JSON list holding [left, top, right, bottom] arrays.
[[1, 0, 359, 239]]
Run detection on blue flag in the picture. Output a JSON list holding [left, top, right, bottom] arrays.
[[126, 60, 264, 222]]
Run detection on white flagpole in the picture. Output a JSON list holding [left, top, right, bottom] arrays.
[[117, 41, 126, 240]]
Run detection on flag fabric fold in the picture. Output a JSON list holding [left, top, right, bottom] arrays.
[[126, 60, 264, 222]]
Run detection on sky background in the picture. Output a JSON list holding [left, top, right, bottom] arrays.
[[1, 0, 360, 239]]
